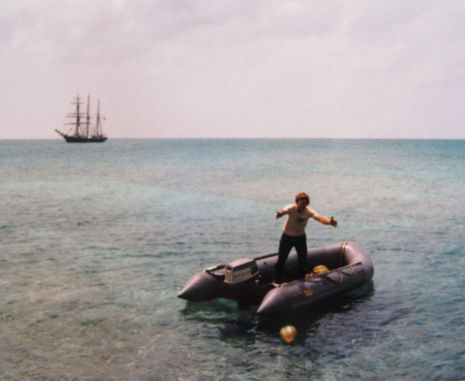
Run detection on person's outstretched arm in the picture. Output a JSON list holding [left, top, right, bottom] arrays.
[[313, 214, 338, 227], [276, 209, 289, 219]]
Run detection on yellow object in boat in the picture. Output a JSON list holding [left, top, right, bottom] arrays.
[[313, 265, 329, 274]]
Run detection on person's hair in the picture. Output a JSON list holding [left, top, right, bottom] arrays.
[[295, 192, 310, 205]]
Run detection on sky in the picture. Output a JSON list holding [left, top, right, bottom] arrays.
[[1, 0, 464, 139]]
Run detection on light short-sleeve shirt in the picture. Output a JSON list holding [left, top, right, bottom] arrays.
[[282, 204, 318, 237]]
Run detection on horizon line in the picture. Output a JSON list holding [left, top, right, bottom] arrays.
[[1, 136, 465, 141]]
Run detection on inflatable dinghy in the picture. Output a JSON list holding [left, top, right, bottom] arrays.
[[178, 241, 373, 317]]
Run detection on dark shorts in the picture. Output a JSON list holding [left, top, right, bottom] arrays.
[[274, 233, 308, 280]]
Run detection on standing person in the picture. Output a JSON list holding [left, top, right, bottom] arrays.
[[274, 192, 338, 282]]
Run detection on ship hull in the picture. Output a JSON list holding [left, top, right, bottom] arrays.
[[55, 129, 107, 143], [62, 135, 107, 143]]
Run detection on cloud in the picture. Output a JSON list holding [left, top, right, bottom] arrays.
[[1, 0, 464, 138]]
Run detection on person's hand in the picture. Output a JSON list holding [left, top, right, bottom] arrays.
[[330, 216, 338, 227], [276, 211, 281, 219]]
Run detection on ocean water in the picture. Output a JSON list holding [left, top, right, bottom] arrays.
[[1, 139, 464, 381]]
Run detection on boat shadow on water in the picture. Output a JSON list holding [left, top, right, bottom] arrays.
[[180, 281, 375, 343]]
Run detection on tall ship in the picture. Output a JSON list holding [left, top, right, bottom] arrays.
[[55, 94, 107, 143]]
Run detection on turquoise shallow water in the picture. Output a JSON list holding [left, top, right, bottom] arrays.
[[1, 139, 464, 380]]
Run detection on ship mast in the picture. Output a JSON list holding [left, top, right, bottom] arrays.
[[65, 94, 86, 137], [95, 98, 102, 137], [85, 94, 91, 138]]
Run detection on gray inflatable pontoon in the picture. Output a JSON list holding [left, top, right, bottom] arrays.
[[178, 241, 374, 317]]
